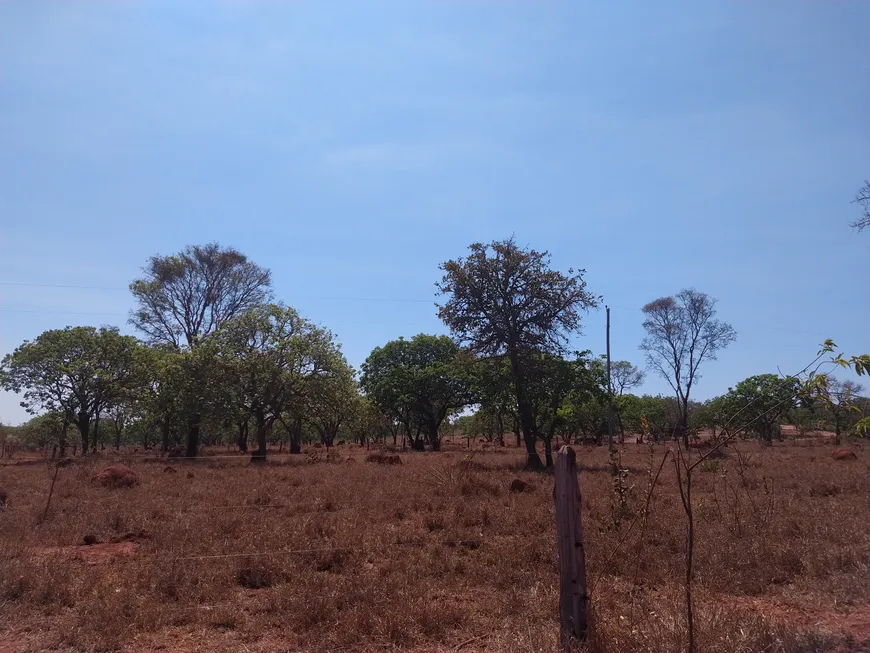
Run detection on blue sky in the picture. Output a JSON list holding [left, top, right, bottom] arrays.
[[1, 1, 868, 425]]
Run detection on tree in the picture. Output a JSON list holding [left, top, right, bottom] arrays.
[[722, 374, 800, 444], [640, 289, 736, 448], [304, 351, 359, 449], [472, 357, 516, 446], [17, 412, 67, 454], [212, 303, 341, 462], [852, 181, 870, 232], [360, 334, 476, 451], [610, 360, 645, 395], [351, 396, 397, 447], [525, 351, 605, 465], [0, 327, 142, 455], [823, 377, 865, 443], [129, 243, 272, 457], [557, 355, 609, 445], [437, 237, 599, 468]]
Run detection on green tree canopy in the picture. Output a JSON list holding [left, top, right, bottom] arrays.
[[722, 374, 800, 444], [211, 303, 344, 461], [360, 334, 476, 451], [0, 326, 142, 454], [129, 243, 272, 456], [437, 237, 598, 468]]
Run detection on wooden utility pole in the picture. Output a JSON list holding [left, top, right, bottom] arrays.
[[554, 446, 589, 648], [606, 306, 615, 451]]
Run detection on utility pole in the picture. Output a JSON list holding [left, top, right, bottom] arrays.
[[606, 306, 615, 451]]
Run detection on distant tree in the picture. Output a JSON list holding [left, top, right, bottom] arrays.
[[852, 181, 870, 232], [351, 396, 397, 447], [610, 360, 645, 395], [304, 352, 359, 450], [722, 374, 800, 444], [557, 356, 609, 445], [640, 289, 736, 448], [129, 243, 272, 457], [697, 395, 731, 439], [17, 412, 66, 453], [822, 377, 866, 443], [616, 394, 681, 442], [360, 334, 476, 451], [437, 237, 599, 468], [212, 304, 341, 462], [0, 327, 141, 455], [472, 357, 516, 447]]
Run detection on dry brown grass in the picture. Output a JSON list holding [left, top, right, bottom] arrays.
[[0, 439, 868, 652]]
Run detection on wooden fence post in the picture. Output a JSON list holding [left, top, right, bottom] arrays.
[[554, 445, 589, 649]]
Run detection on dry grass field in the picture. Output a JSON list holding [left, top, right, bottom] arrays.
[[0, 439, 868, 653]]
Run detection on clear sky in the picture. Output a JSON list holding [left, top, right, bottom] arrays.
[[1, 1, 868, 425]]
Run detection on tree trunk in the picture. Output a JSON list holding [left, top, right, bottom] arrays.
[[426, 421, 441, 452], [508, 348, 543, 469], [59, 416, 68, 458], [251, 414, 269, 465], [617, 410, 626, 444], [76, 411, 91, 455], [680, 398, 690, 449], [237, 420, 249, 453], [94, 410, 102, 451], [186, 413, 201, 458], [161, 418, 171, 452], [115, 423, 121, 451], [544, 435, 554, 468], [289, 416, 302, 454]]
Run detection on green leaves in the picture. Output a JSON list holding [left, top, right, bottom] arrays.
[[360, 334, 477, 448], [0, 327, 146, 451], [436, 237, 598, 357], [210, 303, 347, 433], [722, 374, 800, 443]]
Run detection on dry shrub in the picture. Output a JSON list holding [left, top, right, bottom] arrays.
[[365, 452, 402, 465], [0, 444, 865, 652], [509, 478, 531, 493], [236, 560, 279, 589]]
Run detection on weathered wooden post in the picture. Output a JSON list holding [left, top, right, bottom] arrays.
[[554, 445, 589, 649]]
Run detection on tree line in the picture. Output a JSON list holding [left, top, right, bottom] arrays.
[[1, 239, 867, 468]]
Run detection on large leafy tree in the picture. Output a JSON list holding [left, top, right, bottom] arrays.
[[129, 243, 272, 456], [722, 374, 801, 444], [640, 289, 736, 448], [211, 304, 342, 461], [437, 237, 599, 468], [361, 334, 476, 451], [0, 326, 142, 454]]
